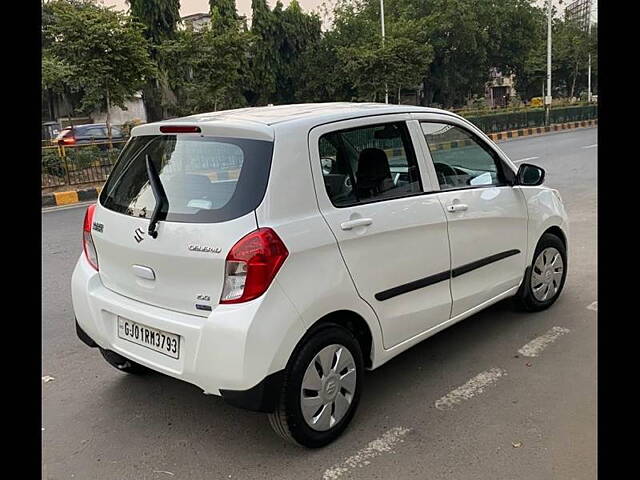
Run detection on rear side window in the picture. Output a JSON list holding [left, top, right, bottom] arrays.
[[318, 122, 422, 207], [84, 127, 106, 138], [100, 135, 273, 223]]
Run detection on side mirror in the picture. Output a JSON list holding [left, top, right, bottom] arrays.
[[516, 163, 545, 186]]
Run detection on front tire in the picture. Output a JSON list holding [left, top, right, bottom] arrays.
[[514, 232, 567, 311], [268, 324, 363, 448]]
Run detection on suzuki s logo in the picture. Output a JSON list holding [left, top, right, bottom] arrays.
[[134, 228, 145, 243]]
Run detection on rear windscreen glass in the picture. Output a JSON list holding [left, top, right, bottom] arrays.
[[100, 135, 273, 223]]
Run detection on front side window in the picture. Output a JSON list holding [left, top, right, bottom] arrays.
[[421, 122, 508, 191], [100, 135, 273, 223], [318, 122, 422, 207]]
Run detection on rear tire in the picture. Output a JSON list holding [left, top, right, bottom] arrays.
[[99, 348, 150, 375], [268, 324, 363, 448], [514, 232, 567, 311]]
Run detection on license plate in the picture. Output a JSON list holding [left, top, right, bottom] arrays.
[[117, 317, 180, 359]]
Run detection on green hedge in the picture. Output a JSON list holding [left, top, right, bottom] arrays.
[[466, 105, 598, 133]]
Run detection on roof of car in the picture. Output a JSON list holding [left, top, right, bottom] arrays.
[[131, 102, 461, 140], [175, 102, 451, 126], [65, 123, 113, 129]]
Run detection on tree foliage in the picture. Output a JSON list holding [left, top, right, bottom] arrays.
[[127, 0, 180, 45], [209, 0, 241, 32], [127, 0, 181, 121], [43, 0, 154, 115], [159, 24, 250, 115]]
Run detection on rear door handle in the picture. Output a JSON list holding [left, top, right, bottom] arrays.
[[340, 218, 373, 230], [447, 203, 468, 212]]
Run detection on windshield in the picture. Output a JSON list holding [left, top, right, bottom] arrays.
[[100, 135, 273, 223]]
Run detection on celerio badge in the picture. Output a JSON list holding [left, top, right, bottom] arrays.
[[188, 244, 222, 254]]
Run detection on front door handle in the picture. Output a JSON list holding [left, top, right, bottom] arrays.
[[340, 218, 373, 230], [447, 203, 468, 212]]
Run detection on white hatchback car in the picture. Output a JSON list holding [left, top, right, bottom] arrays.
[[72, 103, 568, 447]]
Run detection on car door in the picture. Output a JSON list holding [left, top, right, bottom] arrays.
[[309, 115, 452, 349], [414, 115, 528, 317]]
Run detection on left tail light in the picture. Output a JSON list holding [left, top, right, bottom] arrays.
[[83, 204, 99, 271], [220, 228, 288, 304]]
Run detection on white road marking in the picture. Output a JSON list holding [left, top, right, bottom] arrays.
[[582, 144, 598, 149], [518, 326, 570, 357], [513, 156, 540, 163], [322, 427, 411, 480], [587, 301, 597, 311], [434, 368, 507, 410]]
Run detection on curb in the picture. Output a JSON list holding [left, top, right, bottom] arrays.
[[42, 186, 102, 208], [487, 119, 597, 142]]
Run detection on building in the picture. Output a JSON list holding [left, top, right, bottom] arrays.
[[564, 0, 593, 31], [485, 68, 517, 108], [180, 13, 212, 31]]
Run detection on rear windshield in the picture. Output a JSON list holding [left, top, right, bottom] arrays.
[[100, 135, 273, 223]]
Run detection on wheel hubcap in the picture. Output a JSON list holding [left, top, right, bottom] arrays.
[[300, 344, 356, 431], [531, 247, 564, 302]]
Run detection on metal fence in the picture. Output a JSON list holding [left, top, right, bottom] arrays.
[[41, 141, 126, 189], [466, 105, 598, 133]]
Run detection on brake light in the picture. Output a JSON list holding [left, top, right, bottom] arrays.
[[159, 125, 201, 133], [220, 228, 288, 304], [61, 130, 76, 145], [82, 204, 99, 271]]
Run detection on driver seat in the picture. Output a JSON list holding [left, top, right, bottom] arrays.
[[356, 148, 394, 199]]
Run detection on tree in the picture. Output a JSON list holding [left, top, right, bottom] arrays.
[[244, 0, 323, 105], [42, 54, 75, 94], [44, 0, 154, 138], [552, 17, 590, 99], [160, 24, 250, 115], [246, 0, 280, 105], [337, 34, 433, 102], [127, 0, 181, 121], [209, 0, 240, 32]]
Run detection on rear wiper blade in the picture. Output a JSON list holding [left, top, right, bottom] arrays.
[[145, 154, 168, 238]]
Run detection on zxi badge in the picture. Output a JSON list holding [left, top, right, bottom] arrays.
[[134, 227, 145, 243]]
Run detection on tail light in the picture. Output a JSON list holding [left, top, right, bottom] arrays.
[[59, 130, 76, 145], [220, 228, 288, 304], [83, 204, 99, 271]]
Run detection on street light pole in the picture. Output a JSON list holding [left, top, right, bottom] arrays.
[[380, 0, 388, 104], [545, 0, 552, 125], [587, 1, 592, 102]]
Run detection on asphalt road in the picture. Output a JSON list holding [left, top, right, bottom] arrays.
[[42, 127, 597, 480]]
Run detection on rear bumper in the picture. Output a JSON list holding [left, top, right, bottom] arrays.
[[71, 255, 303, 412]]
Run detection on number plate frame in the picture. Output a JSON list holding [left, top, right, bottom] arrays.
[[117, 317, 180, 359]]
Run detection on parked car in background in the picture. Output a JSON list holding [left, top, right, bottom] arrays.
[[55, 123, 125, 146]]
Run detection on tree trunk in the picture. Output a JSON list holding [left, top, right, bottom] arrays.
[[570, 60, 579, 100], [141, 81, 165, 122], [421, 78, 433, 106]]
